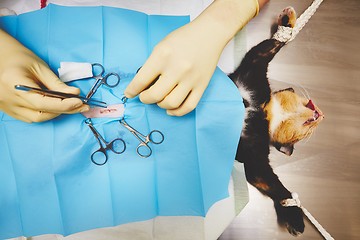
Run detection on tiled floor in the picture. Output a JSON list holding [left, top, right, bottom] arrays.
[[219, 0, 360, 239]]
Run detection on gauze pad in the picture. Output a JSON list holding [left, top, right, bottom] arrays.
[[58, 62, 93, 82]]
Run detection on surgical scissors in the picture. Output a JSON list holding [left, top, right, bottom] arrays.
[[85, 63, 121, 100], [15, 84, 107, 108], [85, 118, 126, 165], [119, 118, 164, 158]]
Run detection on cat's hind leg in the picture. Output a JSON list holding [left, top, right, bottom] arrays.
[[243, 159, 305, 236], [275, 200, 305, 236]]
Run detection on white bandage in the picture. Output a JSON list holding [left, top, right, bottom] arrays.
[[58, 62, 93, 82]]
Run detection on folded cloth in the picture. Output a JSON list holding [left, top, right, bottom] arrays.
[[0, 4, 244, 239]]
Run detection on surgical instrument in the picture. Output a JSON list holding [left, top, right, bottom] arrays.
[[85, 63, 121, 100], [15, 84, 107, 108], [85, 118, 126, 165], [119, 118, 164, 158]]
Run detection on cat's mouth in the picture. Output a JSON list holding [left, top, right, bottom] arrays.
[[304, 100, 324, 125], [304, 110, 320, 125]]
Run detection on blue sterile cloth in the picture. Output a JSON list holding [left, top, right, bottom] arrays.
[[0, 4, 245, 238]]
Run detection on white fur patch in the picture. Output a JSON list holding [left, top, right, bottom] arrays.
[[237, 84, 253, 104], [237, 84, 254, 136], [269, 98, 289, 135]]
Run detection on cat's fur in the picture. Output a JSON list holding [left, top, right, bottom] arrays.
[[229, 7, 324, 236]]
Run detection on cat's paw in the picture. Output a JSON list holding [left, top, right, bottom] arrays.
[[275, 203, 305, 236], [278, 7, 297, 28]]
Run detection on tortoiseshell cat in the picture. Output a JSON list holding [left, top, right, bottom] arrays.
[[229, 7, 324, 235]]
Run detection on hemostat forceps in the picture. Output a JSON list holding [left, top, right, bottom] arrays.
[[119, 118, 164, 158], [85, 118, 126, 165], [15, 84, 107, 108], [85, 63, 121, 100]]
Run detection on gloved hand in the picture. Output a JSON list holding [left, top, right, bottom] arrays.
[[0, 30, 89, 123], [125, 0, 261, 116]]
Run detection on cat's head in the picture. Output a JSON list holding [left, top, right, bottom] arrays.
[[263, 88, 324, 156]]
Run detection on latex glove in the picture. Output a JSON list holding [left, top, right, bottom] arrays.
[[258, 0, 270, 9], [0, 30, 89, 123], [125, 0, 260, 116]]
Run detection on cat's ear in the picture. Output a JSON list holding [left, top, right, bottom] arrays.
[[274, 88, 295, 94], [284, 87, 295, 93], [274, 143, 294, 156]]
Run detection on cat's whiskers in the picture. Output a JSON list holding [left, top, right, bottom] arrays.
[[292, 81, 311, 100], [304, 124, 318, 144], [304, 131, 313, 144]]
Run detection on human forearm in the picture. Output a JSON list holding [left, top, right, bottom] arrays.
[[190, 0, 259, 49], [125, 0, 269, 116]]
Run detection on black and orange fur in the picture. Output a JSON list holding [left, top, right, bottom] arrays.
[[229, 7, 324, 236]]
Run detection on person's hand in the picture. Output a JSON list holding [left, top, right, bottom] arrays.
[[0, 30, 89, 123], [125, 20, 225, 116], [124, 0, 265, 116]]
